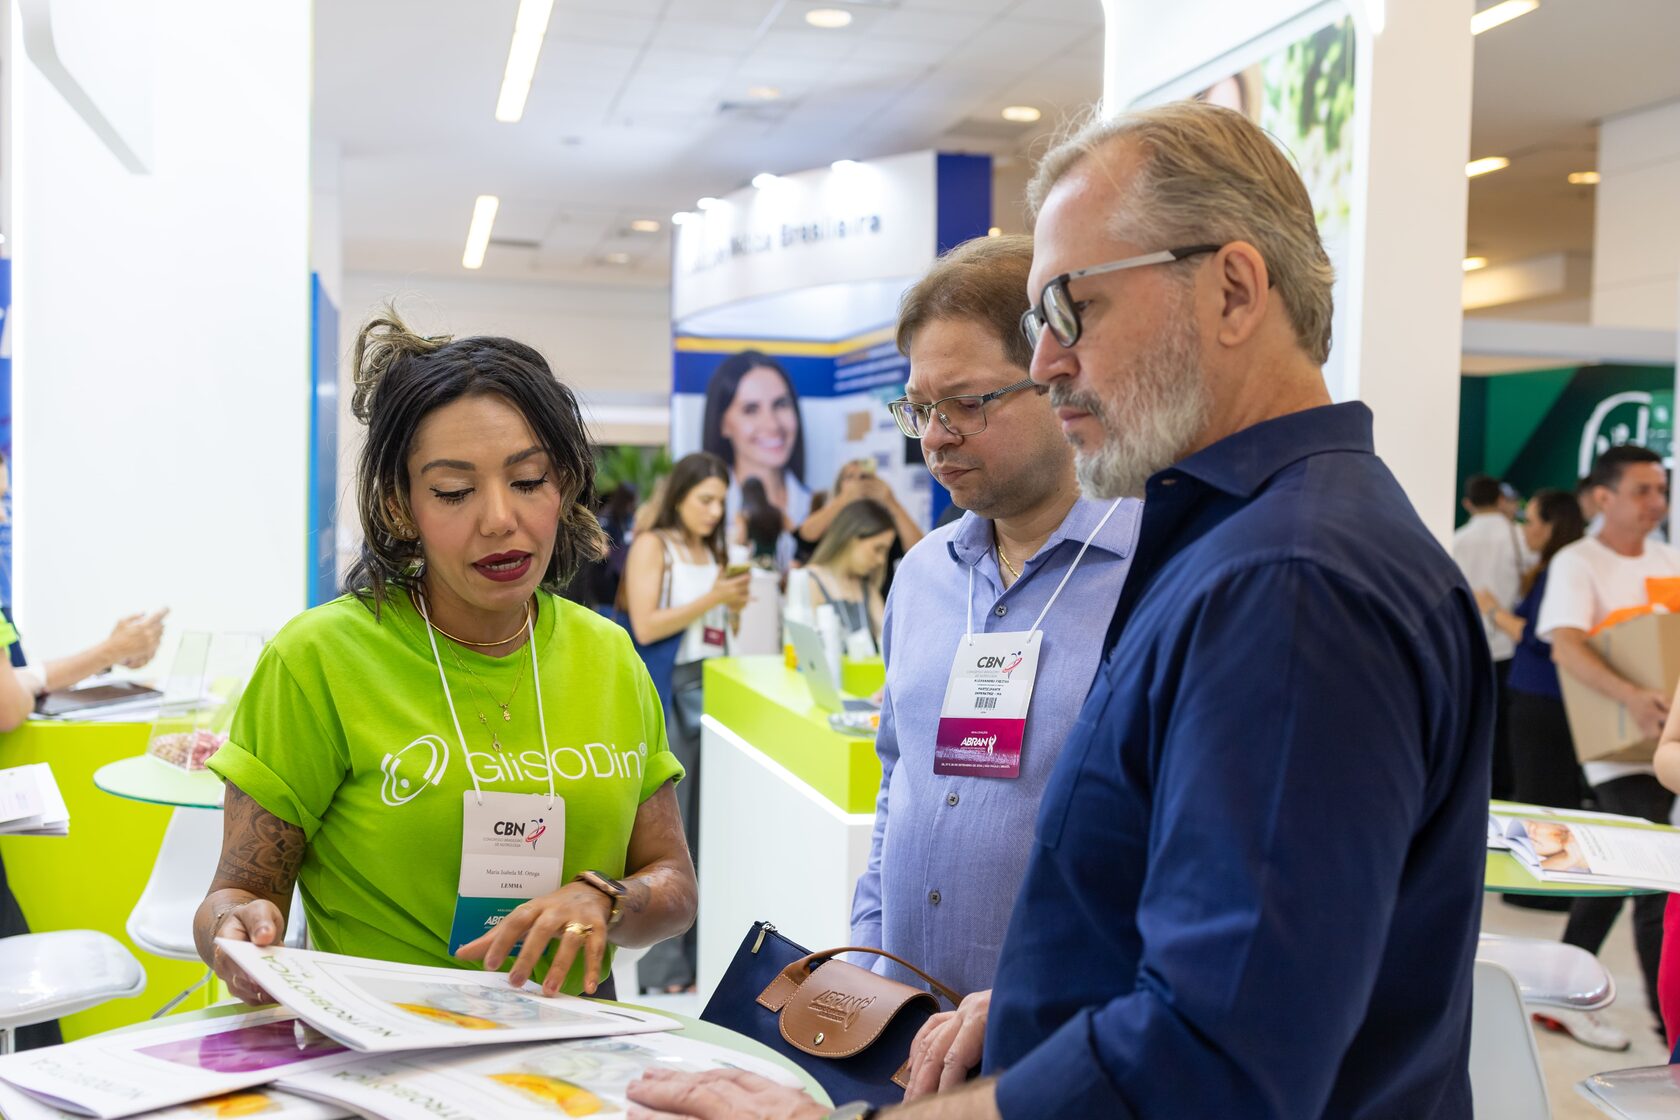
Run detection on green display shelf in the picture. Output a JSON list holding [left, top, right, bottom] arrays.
[[703, 656, 883, 815]]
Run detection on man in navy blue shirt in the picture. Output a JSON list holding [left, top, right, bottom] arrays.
[[627, 100, 1490, 1120]]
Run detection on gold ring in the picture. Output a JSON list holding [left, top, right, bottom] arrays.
[[562, 921, 594, 937]]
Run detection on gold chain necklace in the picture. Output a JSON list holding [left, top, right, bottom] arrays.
[[995, 542, 1022, 581], [445, 641, 530, 750], [409, 589, 529, 648]]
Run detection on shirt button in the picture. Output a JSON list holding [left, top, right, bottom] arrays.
[[946, 792, 959, 807], [929, 890, 942, 906], [994, 605, 1007, 617]]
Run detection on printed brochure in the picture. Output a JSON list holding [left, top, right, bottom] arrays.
[[0, 1076, 350, 1119], [0, 1009, 361, 1119], [1490, 811, 1680, 891], [215, 942, 675, 1053], [278, 1032, 803, 1120]]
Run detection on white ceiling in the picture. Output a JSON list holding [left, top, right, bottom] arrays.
[[317, 0, 1680, 303], [1466, 0, 1680, 269], [315, 0, 1106, 284]]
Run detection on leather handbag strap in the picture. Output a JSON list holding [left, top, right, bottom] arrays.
[[781, 946, 962, 1008]]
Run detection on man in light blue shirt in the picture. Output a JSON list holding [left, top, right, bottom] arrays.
[[849, 234, 1140, 1096]]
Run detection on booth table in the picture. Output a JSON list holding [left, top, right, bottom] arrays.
[[696, 656, 884, 1002], [0, 721, 219, 1039]]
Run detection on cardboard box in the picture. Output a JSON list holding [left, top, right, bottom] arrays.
[[1559, 611, 1680, 763]]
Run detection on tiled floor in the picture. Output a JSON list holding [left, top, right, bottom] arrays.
[[1482, 895, 1671, 1118]]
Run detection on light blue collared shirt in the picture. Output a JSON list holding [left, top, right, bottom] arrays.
[[849, 496, 1142, 997]]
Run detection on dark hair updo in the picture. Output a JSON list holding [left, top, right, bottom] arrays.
[[345, 308, 607, 613]]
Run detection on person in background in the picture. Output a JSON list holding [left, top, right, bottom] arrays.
[[701, 351, 810, 526], [804, 498, 896, 655], [1654, 671, 1680, 1056], [1479, 488, 1587, 918], [1537, 444, 1680, 1051], [1454, 472, 1525, 800], [584, 485, 638, 613], [797, 459, 923, 563], [621, 451, 750, 993], [732, 476, 790, 572], [196, 312, 695, 1010]]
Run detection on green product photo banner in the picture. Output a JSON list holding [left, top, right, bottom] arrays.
[[1456, 364, 1675, 526]]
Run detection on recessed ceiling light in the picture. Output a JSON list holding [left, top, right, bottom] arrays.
[[1567, 171, 1601, 185], [805, 8, 853, 29], [1465, 156, 1510, 178], [747, 85, 782, 101], [462, 195, 500, 270], [671, 212, 695, 225], [1470, 0, 1539, 35], [1001, 105, 1042, 123], [751, 173, 779, 189], [696, 197, 723, 210], [831, 159, 860, 170], [629, 218, 661, 233], [1462, 256, 1489, 272], [603, 252, 632, 265], [494, 0, 555, 123]]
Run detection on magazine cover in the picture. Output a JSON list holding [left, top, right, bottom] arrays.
[[216, 942, 675, 1053]]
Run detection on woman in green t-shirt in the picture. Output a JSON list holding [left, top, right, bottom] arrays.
[[192, 311, 696, 1001]]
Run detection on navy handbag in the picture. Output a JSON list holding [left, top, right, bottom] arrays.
[[700, 921, 962, 1109]]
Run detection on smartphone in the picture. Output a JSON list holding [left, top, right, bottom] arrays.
[[725, 564, 752, 578]]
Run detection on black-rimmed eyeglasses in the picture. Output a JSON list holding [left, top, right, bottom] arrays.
[[1021, 244, 1221, 350], [888, 378, 1038, 439]]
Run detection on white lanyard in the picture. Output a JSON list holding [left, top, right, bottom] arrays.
[[417, 593, 555, 809], [964, 499, 1124, 644]]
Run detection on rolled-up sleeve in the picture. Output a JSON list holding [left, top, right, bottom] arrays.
[[996, 562, 1454, 1118]]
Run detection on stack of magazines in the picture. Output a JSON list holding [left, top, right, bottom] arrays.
[[0, 943, 802, 1119], [0, 763, 68, 837], [1489, 800, 1680, 892]]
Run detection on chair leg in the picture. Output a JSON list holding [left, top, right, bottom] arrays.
[[150, 968, 212, 1019]]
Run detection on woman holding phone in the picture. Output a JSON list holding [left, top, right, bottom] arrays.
[[621, 451, 750, 992]]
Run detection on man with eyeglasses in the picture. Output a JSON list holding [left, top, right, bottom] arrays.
[[629, 101, 1491, 1120]]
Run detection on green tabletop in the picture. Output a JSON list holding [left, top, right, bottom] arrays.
[[106, 998, 832, 1107], [0, 721, 218, 1038], [93, 753, 225, 809], [1486, 801, 1666, 897], [704, 656, 884, 815]]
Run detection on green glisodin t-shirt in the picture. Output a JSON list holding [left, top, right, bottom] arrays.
[[208, 590, 682, 992]]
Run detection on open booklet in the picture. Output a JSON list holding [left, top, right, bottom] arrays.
[[1575, 1065, 1680, 1119], [1490, 807, 1680, 891], [216, 942, 676, 1053], [0, 763, 69, 837], [0, 1077, 350, 1120], [0, 1008, 362, 1120], [277, 1032, 804, 1120]]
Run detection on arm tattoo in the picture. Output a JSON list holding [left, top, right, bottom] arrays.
[[213, 784, 307, 901]]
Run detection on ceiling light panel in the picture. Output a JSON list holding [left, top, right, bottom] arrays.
[[495, 0, 555, 123]]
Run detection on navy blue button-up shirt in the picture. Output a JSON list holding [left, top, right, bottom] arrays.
[[984, 403, 1494, 1119]]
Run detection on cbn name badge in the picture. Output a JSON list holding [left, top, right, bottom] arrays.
[[933, 631, 1044, 779], [448, 790, 563, 954]]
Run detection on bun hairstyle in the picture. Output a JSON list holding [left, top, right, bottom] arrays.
[[345, 308, 608, 613]]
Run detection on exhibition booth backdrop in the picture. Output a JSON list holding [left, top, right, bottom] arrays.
[[668, 150, 992, 529]]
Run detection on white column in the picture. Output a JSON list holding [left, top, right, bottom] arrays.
[[1100, 0, 1473, 542], [10, 1, 312, 654], [1591, 97, 1680, 331]]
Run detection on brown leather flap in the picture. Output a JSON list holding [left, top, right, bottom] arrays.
[[757, 956, 937, 1060]]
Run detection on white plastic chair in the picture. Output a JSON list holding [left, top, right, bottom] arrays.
[[1470, 959, 1552, 1120], [127, 806, 308, 1014], [0, 931, 145, 1053], [1575, 1064, 1680, 1117], [1477, 933, 1615, 1010]]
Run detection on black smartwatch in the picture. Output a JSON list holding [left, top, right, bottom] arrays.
[[825, 1104, 877, 1120], [573, 870, 628, 926]]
